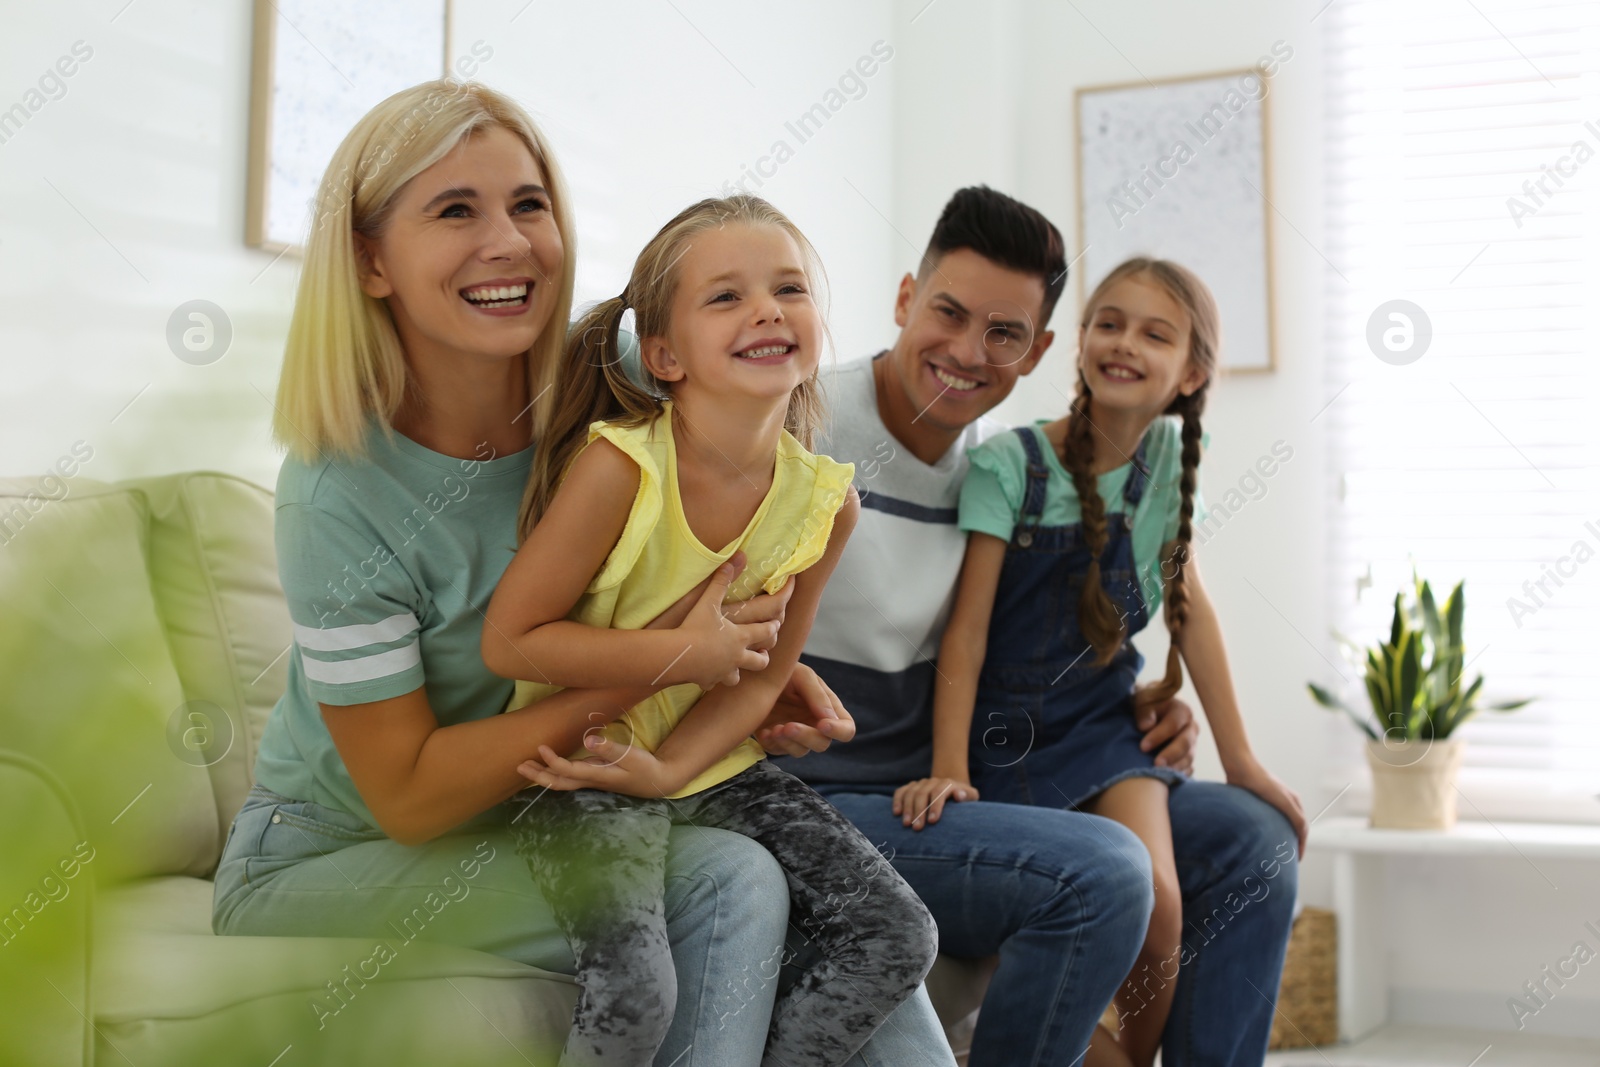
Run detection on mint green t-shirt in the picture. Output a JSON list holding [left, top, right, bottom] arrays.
[[957, 416, 1206, 613], [252, 421, 533, 828]]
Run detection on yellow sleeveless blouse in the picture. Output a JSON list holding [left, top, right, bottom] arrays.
[[507, 401, 855, 798]]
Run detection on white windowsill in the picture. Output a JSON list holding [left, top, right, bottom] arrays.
[[1311, 816, 1600, 860]]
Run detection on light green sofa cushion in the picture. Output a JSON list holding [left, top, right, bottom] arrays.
[[96, 877, 577, 1066], [0, 479, 218, 881], [123, 473, 292, 866]]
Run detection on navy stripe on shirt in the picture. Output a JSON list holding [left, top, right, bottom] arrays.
[[858, 490, 958, 525]]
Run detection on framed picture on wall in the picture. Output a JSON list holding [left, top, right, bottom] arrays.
[[245, 0, 452, 253], [1074, 69, 1277, 373]]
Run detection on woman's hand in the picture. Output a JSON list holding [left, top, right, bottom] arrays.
[[516, 735, 687, 799], [1226, 759, 1308, 859], [754, 662, 856, 757], [891, 776, 979, 831]]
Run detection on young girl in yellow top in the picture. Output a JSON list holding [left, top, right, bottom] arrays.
[[894, 259, 1307, 1067], [482, 195, 937, 1067]]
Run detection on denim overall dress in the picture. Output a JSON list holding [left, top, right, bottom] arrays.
[[968, 426, 1187, 810]]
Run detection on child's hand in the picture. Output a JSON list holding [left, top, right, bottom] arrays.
[[892, 776, 979, 831], [1226, 760, 1308, 859], [674, 559, 783, 689], [645, 552, 794, 633], [516, 736, 687, 799]]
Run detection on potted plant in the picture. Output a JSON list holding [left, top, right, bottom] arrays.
[[1308, 574, 1529, 830]]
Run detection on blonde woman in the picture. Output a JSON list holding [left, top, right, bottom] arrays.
[[210, 81, 954, 1066]]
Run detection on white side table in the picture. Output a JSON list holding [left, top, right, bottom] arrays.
[[1310, 817, 1600, 1042]]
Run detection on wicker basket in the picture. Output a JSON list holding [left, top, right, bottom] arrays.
[[1268, 906, 1338, 1049]]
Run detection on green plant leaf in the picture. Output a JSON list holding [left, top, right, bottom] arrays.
[[1445, 581, 1464, 650], [1308, 682, 1379, 739], [1338, 574, 1528, 743], [1307, 681, 1342, 709], [1489, 698, 1533, 712], [1439, 674, 1484, 738], [1395, 630, 1421, 739], [1365, 648, 1393, 724], [1419, 578, 1443, 647]]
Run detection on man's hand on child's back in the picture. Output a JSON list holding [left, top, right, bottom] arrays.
[[1136, 696, 1201, 775], [756, 663, 856, 757]]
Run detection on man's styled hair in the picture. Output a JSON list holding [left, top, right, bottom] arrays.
[[919, 185, 1068, 326]]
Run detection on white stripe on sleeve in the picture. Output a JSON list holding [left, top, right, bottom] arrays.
[[299, 639, 422, 685], [293, 612, 419, 651]]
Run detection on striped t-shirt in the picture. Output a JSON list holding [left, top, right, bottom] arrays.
[[775, 353, 1003, 787], [252, 420, 533, 828]]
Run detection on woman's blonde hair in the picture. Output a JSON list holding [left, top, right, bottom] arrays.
[[517, 194, 827, 542], [273, 79, 577, 461], [1066, 258, 1219, 710]]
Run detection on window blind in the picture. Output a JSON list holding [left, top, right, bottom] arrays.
[[1322, 0, 1600, 819]]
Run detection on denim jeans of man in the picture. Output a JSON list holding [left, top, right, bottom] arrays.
[[816, 778, 1297, 1067], [213, 784, 957, 1067]]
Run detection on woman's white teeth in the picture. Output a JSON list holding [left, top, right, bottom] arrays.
[[464, 284, 529, 308], [1102, 364, 1141, 381], [933, 367, 979, 391], [738, 345, 791, 359]]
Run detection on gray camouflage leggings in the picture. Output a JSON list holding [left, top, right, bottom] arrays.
[[508, 759, 938, 1067]]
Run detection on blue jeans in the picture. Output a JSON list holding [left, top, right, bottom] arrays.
[[213, 784, 956, 1067], [816, 779, 1297, 1067]]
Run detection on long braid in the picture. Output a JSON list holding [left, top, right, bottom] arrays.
[[1060, 369, 1126, 664], [1133, 390, 1207, 711]]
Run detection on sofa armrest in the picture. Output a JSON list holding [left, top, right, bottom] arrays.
[[0, 751, 94, 1067]]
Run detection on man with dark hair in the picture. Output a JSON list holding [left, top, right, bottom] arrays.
[[769, 185, 1298, 1065]]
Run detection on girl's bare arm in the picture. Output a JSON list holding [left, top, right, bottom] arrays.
[[482, 438, 777, 690], [322, 682, 653, 845], [1175, 555, 1308, 854], [1169, 557, 1254, 774], [892, 531, 1006, 828], [928, 533, 1007, 783]]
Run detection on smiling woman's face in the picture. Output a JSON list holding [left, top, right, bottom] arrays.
[[355, 123, 564, 368]]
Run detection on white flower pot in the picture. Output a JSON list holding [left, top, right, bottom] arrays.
[[1365, 737, 1464, 830]]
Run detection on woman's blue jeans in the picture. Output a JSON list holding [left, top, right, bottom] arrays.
[[213, 784, 956, 1066], [815, 778, 1298, 1066]]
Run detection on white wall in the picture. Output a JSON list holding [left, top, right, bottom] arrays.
[[0, 1, 296, 489], [0, 0, 898, 488]]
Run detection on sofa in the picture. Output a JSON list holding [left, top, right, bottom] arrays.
[[0, 470, 986, 1066]]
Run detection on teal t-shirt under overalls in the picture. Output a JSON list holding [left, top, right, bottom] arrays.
[[954, 418, 1202, 809]]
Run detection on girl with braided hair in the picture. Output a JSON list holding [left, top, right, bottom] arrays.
[[893, 257, 1306, 1067]]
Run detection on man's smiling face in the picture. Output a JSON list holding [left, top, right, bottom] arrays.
[[884, 248, 1055, 434]]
